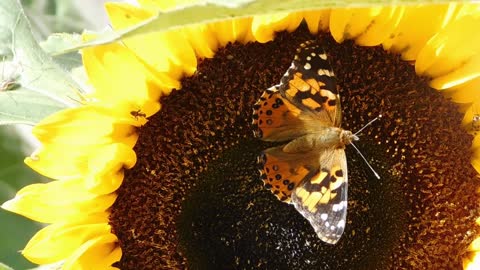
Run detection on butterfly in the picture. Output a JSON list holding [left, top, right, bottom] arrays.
[[252, 40, 357, 244]]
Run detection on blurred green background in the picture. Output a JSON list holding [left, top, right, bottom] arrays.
[[0, 1, 112, 269], [0, 126, 44, 270]]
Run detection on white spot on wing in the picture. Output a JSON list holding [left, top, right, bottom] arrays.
[[332, 200, 347, 212], [304, 63, 311, 70], [320, 213, 328, 221]]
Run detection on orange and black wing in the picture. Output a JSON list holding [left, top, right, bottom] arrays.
[[291, 148, 348, 244], [257, 145, 320, 203], [252, 86, 314, 142], [278, 40, 341, 127]]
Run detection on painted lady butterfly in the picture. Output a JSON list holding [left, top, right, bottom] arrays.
[[252, 40, 356, 244]]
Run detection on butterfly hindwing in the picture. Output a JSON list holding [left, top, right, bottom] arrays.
[[257, 145, 320, 203], [291, 148, 348, 244], [278, 40, 341, 127]]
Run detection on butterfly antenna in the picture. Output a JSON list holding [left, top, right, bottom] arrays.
[[354, 114, 382, 136], [350, 142, 381, 179], [350, 114, 383, 179]]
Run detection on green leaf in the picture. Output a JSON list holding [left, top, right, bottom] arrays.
[[40, 33, 82, 55], [40, 33, 82, 70], [0, 0, 82, 126], [53, 0, 453, 54], [0, 89, 67, 125], [0, 126, 42, 269]]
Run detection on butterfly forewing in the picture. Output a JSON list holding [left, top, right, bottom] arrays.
[[278, 40, 341, 127], [252, 86, 310, 141]]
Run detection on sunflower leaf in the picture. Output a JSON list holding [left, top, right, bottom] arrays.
[[0, 0, 82, 126], [40, 33, 83, 70], [0, 89, 67, 125], [52, 0, 451, 54]]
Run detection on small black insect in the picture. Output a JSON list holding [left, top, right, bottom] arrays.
[[130, 109, 147, 120]]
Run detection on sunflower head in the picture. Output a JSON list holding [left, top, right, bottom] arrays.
[[2, 1, 480, 269]]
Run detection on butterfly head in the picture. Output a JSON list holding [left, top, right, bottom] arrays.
[[340, 129, 359, 146]]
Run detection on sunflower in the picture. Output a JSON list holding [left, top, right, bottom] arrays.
[[2, 1, 480, 269]]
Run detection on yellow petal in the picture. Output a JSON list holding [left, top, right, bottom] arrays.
[[136, 0, 222, 59], [1, 179, 116, 223], [25, 145, 88, 180], [465, 252, 480, 270], [304, 9, 331, 34], [330, 7, 402, 44], [81, 41, 169, 106], [252, 12, 304, 43], [443, 76, 480, 104], [330, 7, 371, 43], [22, 213, 110, 264], [429, 52, 480, 90], [209, 17, 255, 46], [182, 24, 218, 58], [473, 131, 480, 150], [455, 3, 480, 20], [105, 2, 197, 77], [382, 3, 459, 60], [85, 143, 136, 195], [210, 20, 241, 47], [32, 106, 138, 146], [26, 106, 138, 180], [416, 15, 480, 77], [471, 237, 480, 251], [63, 234, 121, 270], [351, 7, 404, 46], [470, 218, 480, 270], [231, 17, 256, 43]]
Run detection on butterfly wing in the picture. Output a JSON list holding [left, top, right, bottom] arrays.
[[253, 40, 349, 245], [257, 145, 321, 203], [291, 148, 348, 244], [252, 41, 342, 142], [252, 86, 318, 141], [278, 40, 341, 127]]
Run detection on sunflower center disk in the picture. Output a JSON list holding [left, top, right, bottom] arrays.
[[109, 27, 480, 269]]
